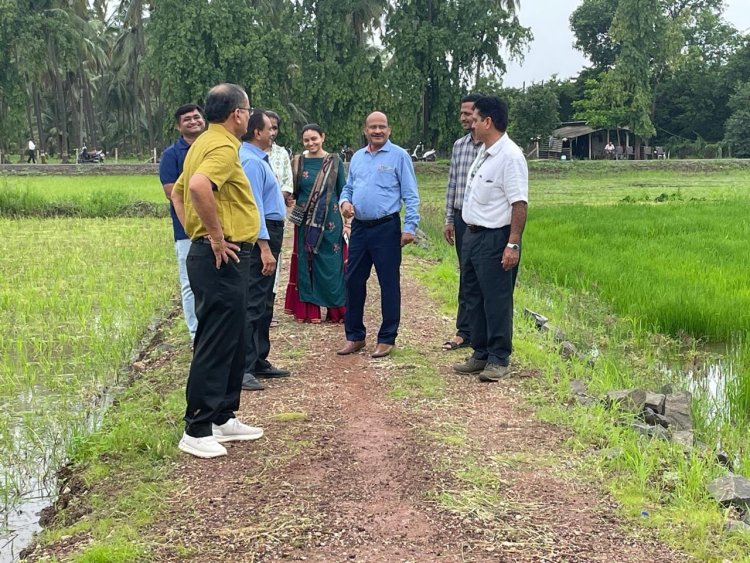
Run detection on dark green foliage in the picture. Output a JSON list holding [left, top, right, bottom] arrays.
[[724, 81, 750, 158]]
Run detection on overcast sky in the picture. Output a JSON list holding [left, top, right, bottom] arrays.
[[503, 0, 750, 88]]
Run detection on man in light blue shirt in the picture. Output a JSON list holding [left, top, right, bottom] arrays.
[[338, 111, 420, 358], [239, 110, 290, 390]]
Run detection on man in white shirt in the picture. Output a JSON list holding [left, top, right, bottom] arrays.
[[604, 140, 615, 159], [27, 139, 36, 164], [453, 96, 528, 382], [265, 111, 294, 308]]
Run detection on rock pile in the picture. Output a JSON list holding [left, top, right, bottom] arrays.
[[568, 381, 694, 449]]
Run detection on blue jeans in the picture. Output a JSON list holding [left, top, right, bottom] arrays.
[[175, 239, 197, 340]]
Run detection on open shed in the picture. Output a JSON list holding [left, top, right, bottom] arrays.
[[551, 122, 642, 160]]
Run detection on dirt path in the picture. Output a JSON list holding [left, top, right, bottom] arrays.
[[146, 256, 685, 562]]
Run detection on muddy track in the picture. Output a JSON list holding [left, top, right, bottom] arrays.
[[144, 255, 685, 562]]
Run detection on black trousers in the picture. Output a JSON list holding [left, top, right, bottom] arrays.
[[184, 241, 252, 438], [245, 219, 284, 373], [453, 210, 471, 341], [345, 214, 402, 344], [461, 226, 519, 366]]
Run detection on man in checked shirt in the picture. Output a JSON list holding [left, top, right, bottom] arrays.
[[442, 93, 483, 352]]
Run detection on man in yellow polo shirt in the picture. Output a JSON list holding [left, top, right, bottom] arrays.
[[171, 83, 263, 458]]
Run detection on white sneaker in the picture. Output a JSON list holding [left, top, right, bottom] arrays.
[[178, 433, 227, 458], [212, 419, 264, 443]]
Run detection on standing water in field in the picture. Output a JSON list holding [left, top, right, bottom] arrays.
[[0, 379, 116, 562], [0, 217, 176, 561]]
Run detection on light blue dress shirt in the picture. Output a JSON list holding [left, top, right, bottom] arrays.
[[339, 140, 420, 234], [240, 142, 287, 240]]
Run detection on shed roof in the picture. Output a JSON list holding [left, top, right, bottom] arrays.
[[552, 123, 632, 139], [552, 124, 597, 139]]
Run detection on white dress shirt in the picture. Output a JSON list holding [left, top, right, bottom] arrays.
[[462, 133, 528, 229]]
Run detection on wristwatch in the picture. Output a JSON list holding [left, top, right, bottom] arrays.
[[506, 243, 520, 251]]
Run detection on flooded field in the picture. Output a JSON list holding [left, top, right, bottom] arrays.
[[0, 218, 175, 560]]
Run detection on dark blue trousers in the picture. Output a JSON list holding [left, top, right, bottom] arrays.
[[453, 211, 471, 342], [461, 226, 519, 366], [244, 220, 284, 374], [345, 215, 402, 344]]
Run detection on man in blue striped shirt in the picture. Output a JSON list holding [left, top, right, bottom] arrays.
[[239, 110, 290, 390], [338, 111, 420, 358]]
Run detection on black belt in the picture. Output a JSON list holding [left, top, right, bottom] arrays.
[[193, 237, 254, 250], [354, 212, 399, 227], [467, 224, 505, 233], [265, 219, 285, 226]]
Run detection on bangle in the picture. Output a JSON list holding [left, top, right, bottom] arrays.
[[207, 234, 224, 245]]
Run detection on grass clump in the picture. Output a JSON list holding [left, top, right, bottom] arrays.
[[387, 346, 445, 401], [270, 411, 308, 422]]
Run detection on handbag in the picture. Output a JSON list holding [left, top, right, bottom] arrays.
[[288, 203, 306, 226]]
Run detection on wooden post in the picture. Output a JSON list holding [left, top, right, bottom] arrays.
[[115, 147, 118, 163]]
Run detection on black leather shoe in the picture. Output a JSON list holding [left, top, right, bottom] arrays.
[[242, 373, 265, 391], [254, 365, 290, 378]]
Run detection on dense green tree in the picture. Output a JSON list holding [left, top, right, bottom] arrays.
[[569, 0, 619, 70], [384, 0, 530, 151], [724, 81, 750, 158], [506, 82, 560, 149]]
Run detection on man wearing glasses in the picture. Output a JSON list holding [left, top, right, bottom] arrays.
[[171, 83, 263, 458], [160, 104, 206, 342]]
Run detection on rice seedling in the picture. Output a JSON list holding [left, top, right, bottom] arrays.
[[0, 175, 167, 217], [0, 217, 176, 529]]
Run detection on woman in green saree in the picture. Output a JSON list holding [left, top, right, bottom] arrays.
[[284, 124, 347, 323]]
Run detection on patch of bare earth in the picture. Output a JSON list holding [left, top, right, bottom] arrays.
[[145, 255, 685, 562]]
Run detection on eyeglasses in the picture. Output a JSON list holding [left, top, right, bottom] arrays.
[[235, 107, 251, 113]]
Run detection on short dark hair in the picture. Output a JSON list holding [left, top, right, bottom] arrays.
[[174, 104, 203, 123], [301, 123, 324, 137], [461, 93, 482, 105], [204, 83, 247, 123], [266, 110, 281, 124], [242, 109, 268, 142], [473, 96, 508, 132]]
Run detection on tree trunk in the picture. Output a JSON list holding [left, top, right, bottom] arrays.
[[79, 64, 99, 149], [32, 84, 46, 153], [47, 36, 69, 163]]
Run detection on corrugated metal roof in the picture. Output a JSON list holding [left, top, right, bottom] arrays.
[[552, 124, 597, 139], [552, 124, 632, 139]]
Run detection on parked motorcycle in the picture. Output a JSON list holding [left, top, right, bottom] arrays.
[[77, 146, 105, 164], [410, 143, 436, 162], [339, 145, 354, 162]]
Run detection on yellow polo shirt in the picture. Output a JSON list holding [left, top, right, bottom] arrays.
[[173, 123, 260, 243]]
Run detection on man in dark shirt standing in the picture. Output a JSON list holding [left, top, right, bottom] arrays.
[[160, 104, 205, 342]]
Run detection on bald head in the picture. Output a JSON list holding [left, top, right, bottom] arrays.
[[364, 111, 391, 151], [204, 83, 248, 124], [365, 111, 388, 127]]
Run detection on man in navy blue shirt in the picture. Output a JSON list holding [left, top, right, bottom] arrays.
[[159, 104, 205, 341], [239, 110, 290, 390], [338, 111, 420, 358]]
